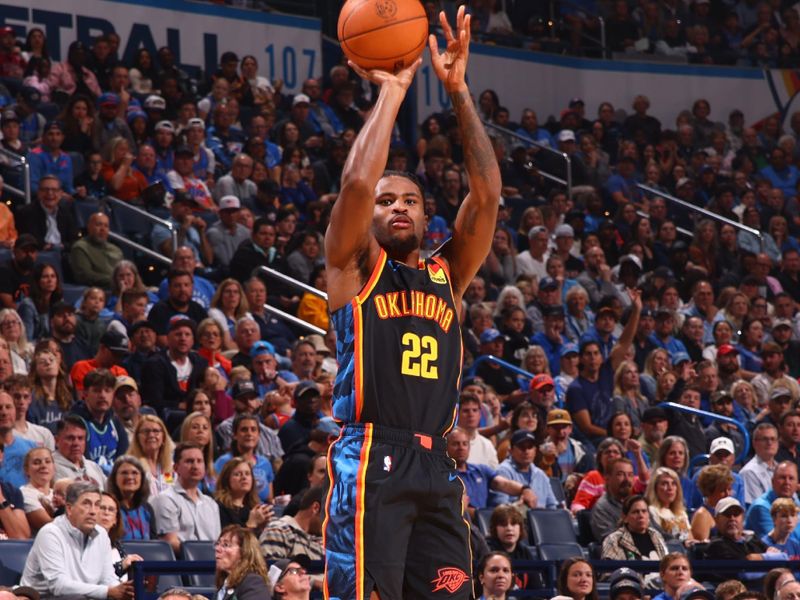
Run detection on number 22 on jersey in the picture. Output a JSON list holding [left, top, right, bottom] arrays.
[[400, 332, 439, 379]]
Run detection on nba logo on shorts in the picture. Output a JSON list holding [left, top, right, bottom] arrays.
[[383, 455, 392, 472]]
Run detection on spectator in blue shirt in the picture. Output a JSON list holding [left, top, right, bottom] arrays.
[[515, 109, 555, 149], [745, 461, 800, 539], [0, 390, 37, 488], [447, 427, 536, 513], [28, 120, 74, 196], [493, 429, 558, 508], [760, 148, 800, 199], [531, 305, 568, 375], [762, 497, 800, 558]]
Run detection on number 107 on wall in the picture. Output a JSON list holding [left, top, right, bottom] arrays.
[[263, 44, 316, 88]]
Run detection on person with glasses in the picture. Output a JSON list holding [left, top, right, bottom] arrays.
[[15, 174, 78, 251], [268, 556, 312, 600], [741, 422, 780, 504], [214, 525, 270, 600], [97, 492, 143, 582], [127, 415, 174, 496]]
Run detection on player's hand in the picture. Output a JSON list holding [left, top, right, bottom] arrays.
[[429, 5, 470, 93], [347, 58, 421, 91]]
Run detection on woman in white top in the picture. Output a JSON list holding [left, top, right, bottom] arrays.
[[97, 492, 142, 582], [20, 447, 57, 533], [208, 278, 252, 351], [645, 466, 691, 544], [0, 308, 33, 374], [127, 415, 175, 495]]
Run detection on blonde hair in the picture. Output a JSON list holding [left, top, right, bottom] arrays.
[[210, 279, 250, 320], [771, 497, 799, 519], [128, 415, 175, 474], [179, 412, 216, 477], [644, 466, 687, 516], [214, 525, 270, 590]]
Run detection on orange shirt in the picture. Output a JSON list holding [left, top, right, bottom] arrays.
[[70, 359, 128, 393], [101, 162, 148, 202]]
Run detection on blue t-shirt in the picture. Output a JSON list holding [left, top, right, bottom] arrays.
[[565, 362, 614, 444], [763, 532, 800, 559], [158, 275, 215, 310], [0, 435, 37, 488], [121, 504, 154, 540], [214, 453, 274, 502], [456, 463, 498, 510]]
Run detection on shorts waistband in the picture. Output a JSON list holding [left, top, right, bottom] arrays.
[[341, 423, 447, 454]]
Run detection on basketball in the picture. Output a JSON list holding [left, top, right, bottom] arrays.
[[337, 0, 428, 72]]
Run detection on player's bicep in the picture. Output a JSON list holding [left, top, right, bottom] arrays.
[[441, 191, 498, 297], [325, 178, 375, 269]]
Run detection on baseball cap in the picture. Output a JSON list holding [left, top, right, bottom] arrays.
[[611, 579, 643, 600], [0, 26, 13, 36], [114, 376, 138, 394], [609, 568, 642, 588], [568, 97, 584, 107], [218, 195, 241, 211], [267, 555, 311, 589], [305, 333, 330, 355], [715, 496, 744, 515], [294, 380, 320, 401], [144, 94, 166, 110], [771, 387, 793, 401], [560, 343, 579, 358], [155, 120, 175, 133], [642, 407, 667, 422], [129, 320, 157, 336], [43, 120, 63, 134], [15, 233, 39, 250], [126, 110, 147, 125], [1, 108, 19, 124], [250, 340, 275, 357], [773, 318, 793, 330], [539, 277, 559, 291], [619, 254, 642, 271], [676, 177, 692, 188], [679, 588, 715, 600], [232, 380, 257, 400], [20, 86, 41, 107], [554, 223, 574, 238], [98, 92, 120, 106], [547, 408, 572, 426], [528, 225, 548, 239], [511, 429, 537, 447], [709, 437, 734, 455], [49, 300, 75, 318], [174, 144, 194, 157], [596, 305, 617, 318], [530, 373, 555, 391], [168, 314, 196, 333], [557, 129, 576, 143], [100, 329, 130, 354], [542, 304, 565, 318], [671, 352, 691, 366], [188, 117, 206, 129], [479, 328, 504, 344], [292, 93, 311, 106], [172, 191, 194, 205], [717, 344, 738, 356]]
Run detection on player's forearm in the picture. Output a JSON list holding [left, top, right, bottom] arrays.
[[341, 83, 406, 190], [450, 89, 501, 200]]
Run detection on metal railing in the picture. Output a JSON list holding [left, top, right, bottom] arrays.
[[263, 303, 326, 335], [636, 183, 765, 250], [258, 266, 328, 335], [108, 231, 172, 266], [551, 0, 608, 57], [259, 266, 328, 300], [635, 209, 694, 240], [658, 401, 750, 466], [482, 120, 572, 198], [104, 196, 178, 255], [466, 354, 535, 382], [0, 148, 30, 204]]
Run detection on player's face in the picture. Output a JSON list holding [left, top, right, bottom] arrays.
[[373, 176, 424, 257]]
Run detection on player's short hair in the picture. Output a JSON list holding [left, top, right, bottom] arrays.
[[381, 170, 424, 198]]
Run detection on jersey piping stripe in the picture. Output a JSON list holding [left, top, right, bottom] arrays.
[[456, 474, 476, 598], [355, 248, 387, 305], [431, 255, 463, 436], [321, 428, 344, 600], [354, 423, 373, 600], [353, 302, 365, 422]]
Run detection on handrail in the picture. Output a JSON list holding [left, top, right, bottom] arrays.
[[635, 209, 694, 239], [263, 303, 326, 335], [259, 266, 328, 300], [550, 0, 608, 57], [108, 231, 172, 266], [658, 401, 750, 465], [104, 196, 178, 254], [0, 149, 31, 204], [481, 120, 572, 198], [636, 183, 764, 250], [466, 354, 535, 381]]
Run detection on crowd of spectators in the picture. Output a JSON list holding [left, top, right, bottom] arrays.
[[1, 1, 800, 599]]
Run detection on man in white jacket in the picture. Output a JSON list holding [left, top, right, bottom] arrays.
[[21, 481, 133, 600]]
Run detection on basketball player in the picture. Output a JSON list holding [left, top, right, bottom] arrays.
[[323, 7, 501, 600]]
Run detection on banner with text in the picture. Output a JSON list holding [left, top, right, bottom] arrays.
[[0, 0, 321, 92]]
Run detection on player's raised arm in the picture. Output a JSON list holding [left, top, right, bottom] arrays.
[[325, 60, 421, 303], [432, 7, 502, 300]]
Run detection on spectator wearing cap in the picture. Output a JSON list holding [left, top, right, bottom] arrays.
[[268, 555, 312, 599], [216, 377, 284, 465], [0, 25, 24, 79], [705, 497, 776, 561], [111, 375, 150, 442], [745, 461, 800, 539], [166, 145, 216, 213], [69, 328, 130, 394], [15, 86, 45, 146], [531, 304, 568, 375], [539, 408, 594, 481], [474, 328, 520, 398], [607, 568, 644, 600], [0, 234, 37, 307], [69, 212, 122, 288], [148, 269, 208, 343], [716, 344, 744, 390], [649, 307, 689, 357], [49, 300, 91, 370], [605, 156, 642, 209], [493, 429, 557, 507], [704, 393, 746, 459], [516, 225, 549, 281], [150, 119, 175, 173], [278, 381, 321, 454], [580, 297, 621, 361], [206, 195, 250, 269], [552, 223, 584, 276], [182, 117, 216, 181], [0, 108, 27, 156], [250, 340, 298, 398], [123, 320, 158, 383], [740, 422, 780, 504], [206, 104, 246, 177], [141, 315, 209, 415], [639, 407, 669, 464], [68, 368, 130, 471], [151, 442, 221, 555], [752, 343, 800, 407], [555, 343, 580, 402], [214, 412, 275, 503], [686, 438, 746, 512], [260, 485, 324, 562], [91, 92, 134, 153], [457, 392, 500, 469], [527, 275, 561, 335], [274, 93, 322, 151], [770, 313, 800, 376], [27, 118, 75, 196], [528, 373, 557, 428]]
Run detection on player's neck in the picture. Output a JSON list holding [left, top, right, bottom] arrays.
[[385, 247, 421, 268]]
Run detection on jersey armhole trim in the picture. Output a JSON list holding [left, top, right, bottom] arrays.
[[354, 248, 387, 305]]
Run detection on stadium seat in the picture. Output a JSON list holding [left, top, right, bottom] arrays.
[[527, 508, 577, 545], [121, 540, 183, 590], [36, 250, 62, 282], [549, 477, 566, 506], [474, 508, 493, 536], [73, 199, 106, 230], [575, 508, 596, 546], [0, 539, 32, 585], [537, 542, 585, 561], [666, 540, 686, 554], [181, 541, 215, 587], [62, 283, 87, 306]]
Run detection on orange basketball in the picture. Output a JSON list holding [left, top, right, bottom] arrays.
[[338, 0, 428, 73]]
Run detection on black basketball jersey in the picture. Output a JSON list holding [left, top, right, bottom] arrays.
[[331, 248, 463, 436]]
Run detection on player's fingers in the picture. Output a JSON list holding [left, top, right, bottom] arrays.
[[429, 33, 439, 56], [439, 10, 455, 42]]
